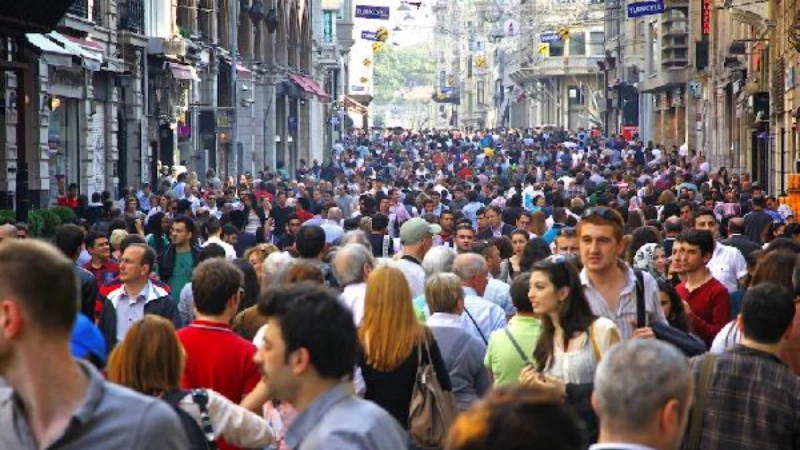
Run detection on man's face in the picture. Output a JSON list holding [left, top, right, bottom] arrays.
[[278, 194, 287, 206], [223, 232, 239, 246], [440, 214, 455, 232], [89, 237, 111, 261], [379, 198, 390, 212], [485, 247, 502, 276], [693, 214, 718, 238], [454, 190, 464, 200], [455, 229, 475, 252], [516, 215, 531, 229], [391, 190, 401, 203], [485, 210, 501, 228], [431, 193, 441, 206], [424, 202, 435, 213], [555, 236, 580, 256], [253, 318, 298, 404], [16, 228, 27, 239], [68, 186, 78, 198], [579, 223, 624, 272], [119, 247, 147, 283], [288, 219, 302, 236], [670, 242, 685, 274], [679, 206, 692, 222], [678, 242, 708, 273], [767, 198, 776, 210], [171, 222, 191, 246], [473, 268, 490, 297]]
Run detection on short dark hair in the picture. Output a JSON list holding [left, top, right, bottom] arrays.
[[664, 219, 684, 234], [296, 225, 326, 258], [740, 283, 795, 344], [0, 241, 78, 335], [198, 243, 227, 263], [172, 215, 195, 238], [85, 231, 107, 249], [204, 216, 222, 236], [470, 240, 497, 257], [510, 272, 533, 313], [54, 224, 86, 260], [258, 282, 357, 379], [677, 229, 714, 256], [693, 208, 717, 225], [119, 234, 146, 255], [192, 258, 243, 315], [371, 213, 390, 231]]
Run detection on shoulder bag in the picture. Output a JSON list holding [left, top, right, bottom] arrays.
[[408, 339, 458, 449], [634, 270, 707, 357]]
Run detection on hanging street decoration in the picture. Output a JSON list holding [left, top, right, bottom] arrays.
[[372, 41, 385, 52], [355, 5, 391, 20], [375, 26, 389, 42], [557, 27, 570, 41], [474, 55, 488, 69], [537, 43, 550, 57], [363, 58, 372, 67]]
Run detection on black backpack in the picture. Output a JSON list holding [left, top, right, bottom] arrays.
[[162, 389, 218, 450]]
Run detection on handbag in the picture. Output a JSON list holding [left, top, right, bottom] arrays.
[[408, 339, 458, 449], [634, 271, 707, 357]]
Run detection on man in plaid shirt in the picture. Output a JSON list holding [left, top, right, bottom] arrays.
[[689, 282, 800, 450]]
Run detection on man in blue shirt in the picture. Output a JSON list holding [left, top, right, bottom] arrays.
[[254, 282, 408, 450]]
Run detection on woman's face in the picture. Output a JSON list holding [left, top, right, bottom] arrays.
[[654, 248, 667, 274], [536, 196, 545, 206], [511, 234, 528, 256], [248, 254, 263, 275], [775, 225, 786, 237], [659, 291, 672, 319], [528, 271, 563, 316], [161, 216, 172, 233]]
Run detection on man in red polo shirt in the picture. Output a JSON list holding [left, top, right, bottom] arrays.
[[84, 231, 119, 286], [675, 229, 731, 347], [177, 258, 262, 450]]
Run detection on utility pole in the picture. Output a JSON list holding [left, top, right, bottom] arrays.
[[230, 0, 238, 177]]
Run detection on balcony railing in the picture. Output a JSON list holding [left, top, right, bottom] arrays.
[[67, 0, 89, 18], [120, 0, 145, 34]]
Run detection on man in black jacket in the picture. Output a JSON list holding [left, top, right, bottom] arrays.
[[158, 215, 200, 296], [477, 206, 515, 239], [721, 217, 761, 260], [100, 243, 180, 348], [53, 224, 99, 320]]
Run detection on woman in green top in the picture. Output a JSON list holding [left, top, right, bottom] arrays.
[[145, 212, 172, 271], [484, 272, 542, 385]]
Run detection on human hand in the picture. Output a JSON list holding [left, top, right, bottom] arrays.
[[631, 326, 656, 339]]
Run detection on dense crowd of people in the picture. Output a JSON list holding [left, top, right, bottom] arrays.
[[1, 127, 800, 450]]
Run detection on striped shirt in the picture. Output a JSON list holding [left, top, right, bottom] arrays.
[[580, 263, 667, 340]]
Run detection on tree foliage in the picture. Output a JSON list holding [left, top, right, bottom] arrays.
[[372, 44, 435, 105]]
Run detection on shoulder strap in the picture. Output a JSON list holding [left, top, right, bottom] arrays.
[[382, 235, 390, 258], [634, 269, 646, 328], [504, 328, 532, 366], [589, 321, 601, 361], [687, 354, 717, 450], [190, 389, 216, 446], [463, 307, 488, 344]]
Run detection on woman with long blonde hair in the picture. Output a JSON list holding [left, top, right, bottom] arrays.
[[107, 315, 274, 449], [357, 264, 452, 430]]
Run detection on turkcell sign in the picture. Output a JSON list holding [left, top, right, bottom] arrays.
[[627, 0, 664, 18], [361, 30, 378, 41], [355, 5, 390, 20], [540, 32, 559, 43]]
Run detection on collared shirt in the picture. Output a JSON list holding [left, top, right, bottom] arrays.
[[483, 278, 516, 316], [202, 236, 237, 260], [0, 360, 188, 450], [460, 287, 508, 345], [115, 281, 157, 341], [690, 345, 800, 450], [580, 264, 667, 340], [589, 444, 657, 450], [707, 242, 747, 293], [285, 384, 408, 450], [339, 282, 367, 325]]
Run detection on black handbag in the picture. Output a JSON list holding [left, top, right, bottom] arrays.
[[634, 271, 707, 357]]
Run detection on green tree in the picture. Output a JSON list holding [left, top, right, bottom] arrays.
[[373, 44, 435, 105]]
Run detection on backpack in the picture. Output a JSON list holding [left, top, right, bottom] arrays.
[[408, 339, 458, 449], [162, 389, 217, 450]]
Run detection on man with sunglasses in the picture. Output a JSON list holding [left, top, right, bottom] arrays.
[[578, 207, 667, 340]]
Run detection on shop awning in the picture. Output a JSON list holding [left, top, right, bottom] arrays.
[[25, 33, 75, 68], [343, 95, 368, 114], [289, 73, 329, 101], [167, 62, 200, 81], [47, 32, 104, 71]]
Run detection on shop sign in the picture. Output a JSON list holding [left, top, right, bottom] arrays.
[[355, 5, 390, 20], [627, 0, 664, 18], [216, 110, 233, 130], [702, 0, 712, 35]]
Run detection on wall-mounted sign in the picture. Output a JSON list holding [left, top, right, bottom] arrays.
[[702, 0, 712, 35], [627, 0, 664, 18], [355, 5, 390, 20], [539, 32, 559, 43], [361, 30, 377, 41]]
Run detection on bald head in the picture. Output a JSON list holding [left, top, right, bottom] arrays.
[[728, 217, 745, 235], [0, 224, 17, 240]]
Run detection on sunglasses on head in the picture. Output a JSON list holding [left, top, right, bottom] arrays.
[[582, 207, 617, 220]]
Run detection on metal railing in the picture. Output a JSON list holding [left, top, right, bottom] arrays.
[[120, 0, 145, 34], [67, 0, 89, 18]]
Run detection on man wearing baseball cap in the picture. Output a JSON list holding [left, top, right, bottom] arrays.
[[396, 217, 441, 298]]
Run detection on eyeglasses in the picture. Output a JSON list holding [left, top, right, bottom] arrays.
[[582, 207, 617, 221]]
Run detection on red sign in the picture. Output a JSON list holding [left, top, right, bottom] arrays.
[[622, 125, 639, 141], [702, 0, 712, 35]]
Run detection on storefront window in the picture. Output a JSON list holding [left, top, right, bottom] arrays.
[[47, 97, 79, 203]]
